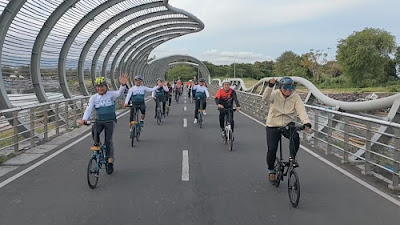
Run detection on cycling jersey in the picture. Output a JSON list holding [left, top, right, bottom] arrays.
[[83, 85, 126, 121], [125, 85, 157, 105], [193, 85, 210, 98], [152, 85, 169, 98], [215, 88, 240, 108]]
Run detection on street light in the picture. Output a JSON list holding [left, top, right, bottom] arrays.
[[229, 56, 236, 78]]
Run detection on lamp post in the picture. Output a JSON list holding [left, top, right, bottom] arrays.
[[229, 56, 236, 78]]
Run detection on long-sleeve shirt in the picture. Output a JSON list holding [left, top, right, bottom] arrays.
[[215, 88, 240, 108], [125, 85, 157, 104], [262, 86, 310, 127], [193, 85, 210, 98], [152, 85, 169, 98], [82, 85, 126, 121]]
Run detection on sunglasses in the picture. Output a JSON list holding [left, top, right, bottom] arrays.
[[282, 85, 294, 91]]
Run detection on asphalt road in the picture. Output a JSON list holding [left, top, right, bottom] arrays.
[[0, 93, 399, 225]]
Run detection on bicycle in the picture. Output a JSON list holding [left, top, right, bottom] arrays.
[[221, 108, 236, 151], [84, 121, 110, 189], [155, 98, 162, 125], [175, 89, 181, 103], [273, 124, 304, 207], [128, 105, 142, 147], [197, 97, 206, 128]]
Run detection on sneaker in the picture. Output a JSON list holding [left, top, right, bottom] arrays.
[[268, 170, 276, 184], [194, 119, 198, 124], [140, 120, 144, 127], [221, 129, 226, 137], [106, 163, 114, 175], [203, 110, 207, 115]]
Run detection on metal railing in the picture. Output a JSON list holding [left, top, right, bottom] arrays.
[[0, 96, 91, 154], [209, 85, 400, 190]]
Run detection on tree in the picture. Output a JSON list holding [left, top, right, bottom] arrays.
[[274, 51, 310, 78], [324, 61, 342, 78], [301, 49, 327, 81], [336, 28, 396, 87], [166, 65, 197, 81]]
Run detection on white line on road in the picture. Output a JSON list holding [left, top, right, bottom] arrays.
[[182, 150, 189, 181], [238, 110, 400, 207], [183, 118, 187, 127], [184, 106, 187, 111], [0, 99, 151, 190], [184, 100, 186, 103]]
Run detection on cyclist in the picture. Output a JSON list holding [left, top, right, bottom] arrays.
[[175, 79, 183, 101], [187, 80, 193, 99], [152, 78, 169, 118], [79, 74, 129, 174], [191, 80, 197, 102], [193, 78, 209, 123], [262, 77, 311, 183], [123, 75, 161, 128], [215, 81, 241, 137]]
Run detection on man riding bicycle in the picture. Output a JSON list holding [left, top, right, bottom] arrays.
[[152, 78, 169, 117], [174, 79, 183, 100], [79, 74, 129, 174], [187, 80, 193, 99], [193, 78, 209, 123], [262, 77, 311, 183], [124, 75, 161, 128], [215, 81, 241, 137]]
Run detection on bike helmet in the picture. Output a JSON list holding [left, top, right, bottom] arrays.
[[156, 78, 163, 82], [279, 76, 295, 90], [222, 80, 230, 84], [199, 78, 206, 82], [134, 75, 143, 81], [95, 77, 107, 86]]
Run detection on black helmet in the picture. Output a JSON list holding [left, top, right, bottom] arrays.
[[279, 77, 293, 86], [156, 78, 163, 82], [199, 78, 206, 82], [134, 75, 143, 81]]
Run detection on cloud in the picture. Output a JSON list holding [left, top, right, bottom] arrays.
[[200, 49, 272, 65]]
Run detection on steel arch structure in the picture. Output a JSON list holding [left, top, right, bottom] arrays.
[[0, 0, 204, 110]]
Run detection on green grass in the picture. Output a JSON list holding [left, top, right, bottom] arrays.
[[0, 153, 17, 164]]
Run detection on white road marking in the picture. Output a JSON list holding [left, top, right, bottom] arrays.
[[183, 118, 187, 127], [0, 98, 152, 190], [182, 150, 189, 181], [184, 106, 187, 111]]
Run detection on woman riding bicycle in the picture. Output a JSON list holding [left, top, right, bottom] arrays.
[[215, 81, 241, 137], [152, 78, 169, 118], [262, 77, 311, 183]]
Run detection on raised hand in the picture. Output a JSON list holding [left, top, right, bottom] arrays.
[[119, 73, 129, 85]]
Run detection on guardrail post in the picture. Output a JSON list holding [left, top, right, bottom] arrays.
[[327, 113, 333, 155], [43, 105, 48, 141], [55, 103, 60, 136], [80, 99, 84, 119], [343, 117, 350, 163], [72, 101, 77, 126], [65, 102, 69, 131], [13, 111, 19, 153], [389, 128, 400, 190], [30, 108, 35, 147], [364, 122, 372, 175], [313, 111, 319, 149]]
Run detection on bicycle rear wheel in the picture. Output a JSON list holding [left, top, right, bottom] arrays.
[[288, 169, 300, 207], [87, 156, 99, 189], [228, 130, 233, 151], [157, 110, 162, 125], [131, 126, 136, 147], [198, 113, 203, 128]]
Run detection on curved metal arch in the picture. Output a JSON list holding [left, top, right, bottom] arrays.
[[31, 0, 80, 103], [116, 31, 184, 81], [78, 9, 176, 91], [58, 1, 163, 97], [124, 33, 182, 81], [148, 55, 211, 83], [100, 19, 198, 89], [92, 20, 198, 90], [126, 34, 184, 81], [0, 0, 27, 109]]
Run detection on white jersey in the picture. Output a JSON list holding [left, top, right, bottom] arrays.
[[125, 85, 157, 104], [193, 85, 210, 98], [151, 85, 169, 98]]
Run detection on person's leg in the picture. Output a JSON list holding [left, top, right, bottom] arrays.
[[266, 127, 281, 170], [154, 98, 158, 118], [161, 97, 166, 115], [230, 110, 235, 132], [92, 122, 103, 145], [194, 98, 200, 119], [104, 122, 115, 161], [282, 127, 300, 158], [140, 104, 146, 126], [219, 110, 225, 130]]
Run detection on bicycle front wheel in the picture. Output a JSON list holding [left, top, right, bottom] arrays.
[[131, 127, 136, 147], [87, 156, 99, 189], [157, 110, 162, 125], [288, 169, 300, 207], [228, 130, 233, 151]]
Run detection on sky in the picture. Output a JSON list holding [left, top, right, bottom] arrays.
[[151, 0, 400, 65]]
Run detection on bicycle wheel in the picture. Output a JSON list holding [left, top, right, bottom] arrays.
[[198, 113, 203, 128], [157, 110, 161, 125], [273, 159, 282, 187], [131, 126, 136, 147], [87, 156, 99, 189], [288, 169, 300, 207], [228, 129, 233, 151]]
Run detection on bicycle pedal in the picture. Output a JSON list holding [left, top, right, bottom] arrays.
[[90, 146, 100, 151]]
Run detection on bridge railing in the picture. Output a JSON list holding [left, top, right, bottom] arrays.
[[0, 96, 90, 154], [209, 85, 400, 190]]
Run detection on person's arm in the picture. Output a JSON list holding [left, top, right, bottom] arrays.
[[215, 89, 221, 105], [110, 85, 127, 98], [124, 88, 133, 105], [232, 90, 240, 107], [205, 87, 210, 98], [294, 94, 311, 125], [262, 85, 275, 102], [162, 85, 169, 92], [151, 88, 155, 98], [145, 86, 158, 92], [82, 96, 95, 121]]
